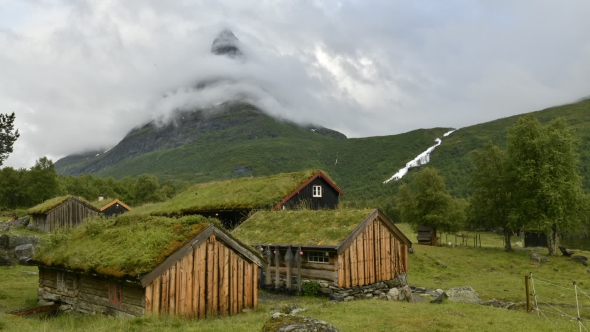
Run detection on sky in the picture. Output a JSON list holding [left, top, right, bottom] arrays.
[[2, 0, 590, 169]]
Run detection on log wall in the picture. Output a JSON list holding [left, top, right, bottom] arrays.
[[38, 267, 145, 317], [144, 235, 258, 318], [33, 198, 99, 233], [337, 218, 407, 288]]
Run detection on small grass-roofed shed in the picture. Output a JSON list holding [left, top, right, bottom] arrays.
[[32, 214, 265, 318], [150, 170, 343, 228], [94, 199, 133, 217], [233, 209, 412, 288], [29, 195, 100, 233]]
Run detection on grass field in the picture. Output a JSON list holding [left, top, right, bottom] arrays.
[[1, 225, 590, 331]]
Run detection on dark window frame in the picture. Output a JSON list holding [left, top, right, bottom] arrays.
[[108, 280, 123, 305], [307, 251, 329, 264]]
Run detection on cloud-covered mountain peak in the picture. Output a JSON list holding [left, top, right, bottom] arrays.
[[211, 29, 242, 58]]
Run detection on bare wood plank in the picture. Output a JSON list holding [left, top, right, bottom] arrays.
[[192, 246, 199, 318], [186, 249, 193, 316], [153, 276, 161, 315], [219, 243, 229, 316], [253, 267, 258, 309], [212, 241, 219, 316], [349, 241, 357, 286], [337, 254, 344, 287], [357, 231, 365, 286], [376, 221, 382, 281], [198, 242, 206, 319], [401, 243, 408, 273], [369, 220, 375, 284], [145, 283, 153, 315], [180, 257, 187, 315], [237, 257, 243, 313], [161, 269, 169, 314], [344, 249, 350, 288], [175, 261, 181, 314], [230, 251, 237, 315], [169, 266, 176, 315], [206, 241, 214, 317], [245, 263, 252, 308]]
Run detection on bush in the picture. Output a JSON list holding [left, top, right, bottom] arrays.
[[302, 280, 320, 296]]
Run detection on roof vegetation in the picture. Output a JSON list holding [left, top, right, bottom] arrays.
[[232, 208, 374, 246], [150, 170, 328, 215], [92, 198, 115, 209], [34, 214, 217, 278], [28, 196, 75, 214]]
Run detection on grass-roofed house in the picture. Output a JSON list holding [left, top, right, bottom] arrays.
[[29, 195, 100, 233], [32, 214, 264, 318], [150, 170, 343, 228], [94, 198, 133, 217], [233, 208, 412, 292]]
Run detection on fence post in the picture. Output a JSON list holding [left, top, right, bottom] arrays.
[[285, 246, 293, 292], [295, 246, 302, 295], [264, 245, 272, 288], [525, 274, 530, 312], [274, 246, 281, 290]]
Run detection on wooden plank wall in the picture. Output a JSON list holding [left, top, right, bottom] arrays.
[[41, 199, 98, 233], [337, 218, 407, 288], [145, 235, 258, 318]]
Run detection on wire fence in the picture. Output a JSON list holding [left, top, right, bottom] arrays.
[[529, 273, 590, 331]]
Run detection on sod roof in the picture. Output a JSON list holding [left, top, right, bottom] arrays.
[[150, 170, 333, 216], [232, 209, 375, 246], [33, 214, 217, 278], [28, 195, 96, 214], [92, 198, 115, 209]]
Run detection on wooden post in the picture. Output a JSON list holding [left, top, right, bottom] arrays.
[[264, 246, 272, 288], [479, 234, 482, 248], [274, 246, 280, 290], [285, 246, 293, 291], [525, 274, 530, 313], [295, 246, 302, 295]]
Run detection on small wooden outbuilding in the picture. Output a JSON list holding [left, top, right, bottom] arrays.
[[417, 226, 437, 246], [32, 215, 264, 318], [233, 208, 412, 288], [96, 199, 133, 217], [150, 170, 343, 228], [29, 196, 100, 233]]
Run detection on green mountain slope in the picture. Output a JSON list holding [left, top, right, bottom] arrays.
[[428, 99, 590, 197], [55, 102, 450, 203]]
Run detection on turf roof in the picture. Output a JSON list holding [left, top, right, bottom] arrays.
[[28, 195, 79, 214], [91, 198, 115, 209], [150, 170, 329, 216], [232, 209, 374, 246], [34, 214, 217, 278]]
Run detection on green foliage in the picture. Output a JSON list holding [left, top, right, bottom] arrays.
[[301, 280, 320, 296], [0, 112, 19, 166], [233, 209, 374, 246], [395, 167, 466, 234], [28, 195, 73, 214]]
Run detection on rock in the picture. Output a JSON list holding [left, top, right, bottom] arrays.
[[344, 296, 354, 302], [515, 241, 523, 248], [388, 288, 399, 299], [436, 289, 444, 295], [8, 216, 30, 229], [572, 256, 589, 266], [261, 313, 340, 332], [272, 304, 305, 315], [408, 247, 415, 254], [14, 243, 34, 260], [329, 294, 344, 302], [319, 282, 329, 288], [0, 234, 8, 249], [430, 292, 448, 304], [530, 253, 541, 262], [399, 285, 412, 302], [482, 299, 515, 309], [541, 256, 551, 263], [445, 286, 482, 304], [319, 287, 332, 295]]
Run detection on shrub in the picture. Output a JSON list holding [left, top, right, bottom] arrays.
[[302, 280, 320, 296]]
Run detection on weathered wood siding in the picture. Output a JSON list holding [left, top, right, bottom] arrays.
[[38, 267, 145, 317], [337, 218, 407, 288], [144, 235, 258, 318], [102, 204, 130, 217], [284, 177, 340, 210], [32, 198, 99, 233]]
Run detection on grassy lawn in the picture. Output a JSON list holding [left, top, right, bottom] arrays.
[[1, 226, 589, 331]]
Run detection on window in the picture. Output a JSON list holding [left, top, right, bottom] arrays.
[[57, 272, 66, 292], [312, 185, 322, 197], [308, 251, 329, 263], [108, 280, 122, 305]]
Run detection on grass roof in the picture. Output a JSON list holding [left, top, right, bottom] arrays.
[[150, 170, 326, 216], [232, 209, 374, 246], [34, 214, 217, 278], [28, 196, 73, 214], [91, 198, 115, 209]]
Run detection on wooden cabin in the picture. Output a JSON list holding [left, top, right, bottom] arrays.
[[150, 170, 343, 228], [417, 226, 437, 246], [29, 196, 100, 233], [32, 215, 264, 318], [96, 199, 132, 217], [233, 209, 412, 289]]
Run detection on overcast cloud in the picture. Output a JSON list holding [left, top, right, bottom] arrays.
[[2, 0, 590, 168]]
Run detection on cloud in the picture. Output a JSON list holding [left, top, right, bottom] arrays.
[[2, 0, 590, 168]]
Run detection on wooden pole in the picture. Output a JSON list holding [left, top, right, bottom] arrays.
[[274, 246, 280, 291], [525, 275, 530, 313], [264, 246, 272, 288], [285, 246, 293, 291], [295, 246, 302, 295]]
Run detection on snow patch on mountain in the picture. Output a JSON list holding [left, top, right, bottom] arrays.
[[383, 129, 456, 183]]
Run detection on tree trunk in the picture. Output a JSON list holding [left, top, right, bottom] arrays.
[[546, 224, 559, 256], [504, 230, 512, 251]]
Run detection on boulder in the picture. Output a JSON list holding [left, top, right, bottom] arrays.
[[262, 313, 340, 332], [430, 292, 448, 304], [398, 285, 412, 302], [572, 256, 589, 266], [8, 216, 30, 229], [446, 286, 482, 304], [388, 288, 399, 299], [329, 294, 344, 302], [408, 247, 415, 254], [14, 243, 35, 261]]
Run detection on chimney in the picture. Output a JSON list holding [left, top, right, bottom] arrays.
[[98, 195, 104, 202]]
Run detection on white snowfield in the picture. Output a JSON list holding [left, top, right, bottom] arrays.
[[383, 129, 456, 183]]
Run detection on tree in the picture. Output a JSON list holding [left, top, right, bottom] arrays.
[[395, 167, 466, 238], [469, 142, 516, 250], [506, 115, 586, 255], [27, 157, 59, 204], [134, 174, 161, 204], [0, 112, 20, 166]]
